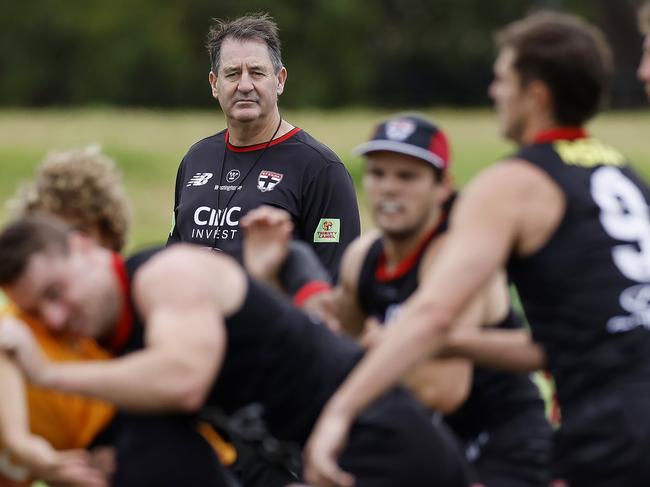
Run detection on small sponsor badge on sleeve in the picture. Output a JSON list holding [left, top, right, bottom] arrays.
[[314, 218, 340, 243]]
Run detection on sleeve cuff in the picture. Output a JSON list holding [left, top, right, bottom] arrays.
[[293, 281, 332, 307]]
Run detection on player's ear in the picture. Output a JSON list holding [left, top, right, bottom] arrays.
[[209, 71, 219, 99], [435, 171, 454, 204], [276, 66, 287, 96], [527, 79, 552, 113]]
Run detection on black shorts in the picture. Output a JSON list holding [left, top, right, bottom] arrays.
[[92, 413, 229, 487], [553, 383, 650, 487], [464, 409, 552, 487], [339, 388, 470, 487]]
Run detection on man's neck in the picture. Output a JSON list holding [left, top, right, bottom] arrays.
[[227, 112, 293, 146], [518, 113, 557, 145], [382, 213, 442, 272]]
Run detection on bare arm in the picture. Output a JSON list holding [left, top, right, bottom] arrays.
[[0, 350, 38, 477], [0, 351, 107, 487], [335, 233, 378, 338], [397, 291, 484, 414], [241, 205, 293, 290], [324, 164, 521, 418], [304, 161, 542, 487], [441, 265, 546, 373], [443, 326, 546, 372], [402, 358, 471, 414], [8, 247, 244, 413]]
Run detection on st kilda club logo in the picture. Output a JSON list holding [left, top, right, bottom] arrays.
[[257, 170, 284, 192]]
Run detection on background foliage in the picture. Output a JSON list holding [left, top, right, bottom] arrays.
[[1, 0, 647, 109]]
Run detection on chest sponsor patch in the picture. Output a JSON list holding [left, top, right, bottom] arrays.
[[314, 218, 340, 243], [257, 170, 283, 192]]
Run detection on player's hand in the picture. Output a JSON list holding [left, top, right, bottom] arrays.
[[241, 205, 294, 284], [303, 410, 355, 487], [302, 289, 342, 333], [0, 316, 49, 385], [359, 317, 384, 349], [14, 435, 108, 487], [39, 450, 108, 487], [88, 447, 116, 479]]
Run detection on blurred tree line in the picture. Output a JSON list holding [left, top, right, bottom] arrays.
[[0, 0, 645, 108]]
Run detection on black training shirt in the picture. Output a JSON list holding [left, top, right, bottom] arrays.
[[358, 225, 546, 444], [168, 128, 360, 280]]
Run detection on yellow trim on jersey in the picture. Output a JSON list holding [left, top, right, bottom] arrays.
[[554, 138, 626, 168]]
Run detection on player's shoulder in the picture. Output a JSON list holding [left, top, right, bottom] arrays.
[[136, 244, 237, 279], [132, 244, 247, 312], [464, 157, 557, 201], [347, 229, 382, 258], [339, 230, 381, 286]]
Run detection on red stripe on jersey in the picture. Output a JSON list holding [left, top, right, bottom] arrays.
[[226, 128, 302, 152], [375, 213, 446, 282], [533, 127, 587, 144], [293, 280, 332, 307], [108, 253, 133, 353]]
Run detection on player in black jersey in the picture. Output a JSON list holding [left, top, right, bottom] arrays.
[[239, 115, 550, 485], [168, 13, 359, 279], [305, 12, 650, 487], [347, 115, 550, 486], [639, 2, 650, 102], [0, 216, 469, 487]]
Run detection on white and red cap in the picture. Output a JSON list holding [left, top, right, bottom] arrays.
[[354, 114, 451, 170]]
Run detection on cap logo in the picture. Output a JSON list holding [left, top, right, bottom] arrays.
[[385, 119, 416, 141]]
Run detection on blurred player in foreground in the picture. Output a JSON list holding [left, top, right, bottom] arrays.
[[304, 11, 650, 487], [0, 215, 470, 487]]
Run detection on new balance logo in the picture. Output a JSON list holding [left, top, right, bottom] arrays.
[[187, 172, 214, 187]]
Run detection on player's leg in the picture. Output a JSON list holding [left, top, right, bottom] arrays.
[[339, 388, 471, 487], [92, 413, 230, 487], [553, 384, 650, 487], [468, 409, 552, 487]]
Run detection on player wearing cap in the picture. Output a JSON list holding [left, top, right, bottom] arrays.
[[305, 12, 650, 487], [241, 115, 552, 486], [330, 114, 551, 486]]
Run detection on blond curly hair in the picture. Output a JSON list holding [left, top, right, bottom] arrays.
[[9, 146, 131, 252]]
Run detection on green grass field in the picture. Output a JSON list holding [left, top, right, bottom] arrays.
[[1, 108, 649, 250]]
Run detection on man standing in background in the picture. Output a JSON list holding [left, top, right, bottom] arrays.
[[168, 13, 360, 279]]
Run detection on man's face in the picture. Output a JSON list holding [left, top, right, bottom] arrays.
[[363, 152, 449, 240], [488, 47, 531, 143], [638, 34, 650, 102], [210, 38, 286, 124], [3, 245, 120, 340]]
